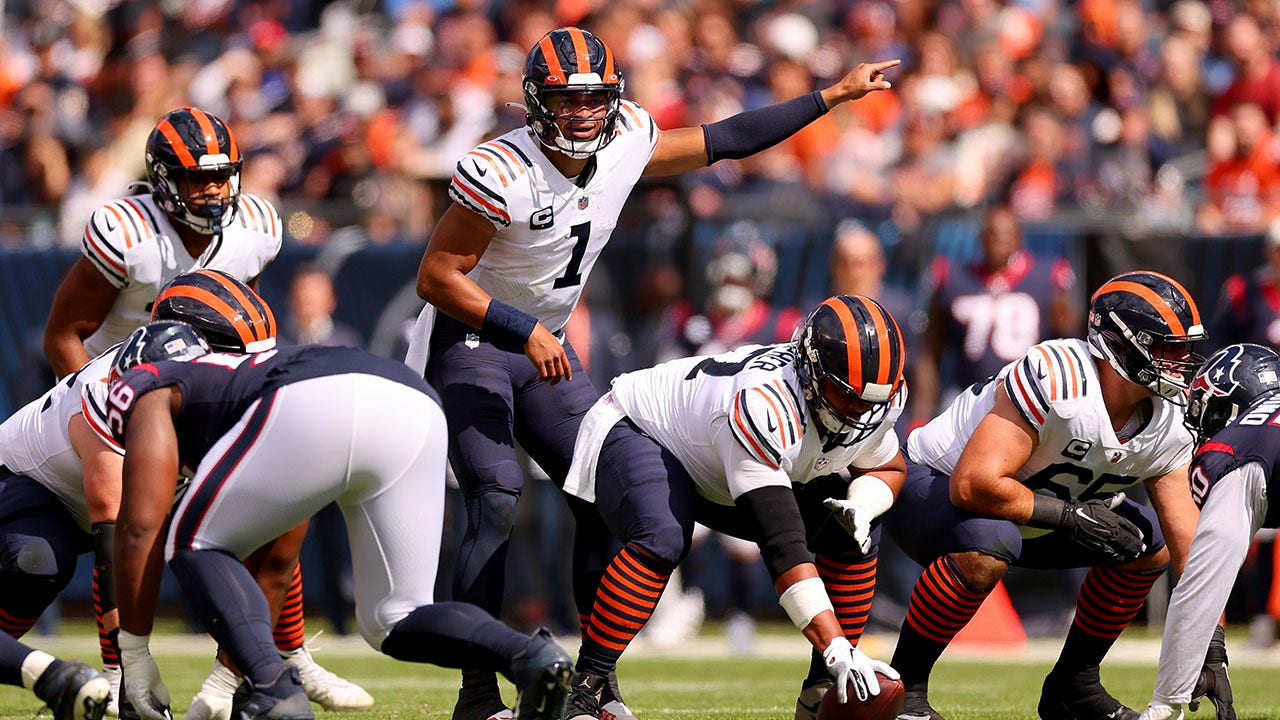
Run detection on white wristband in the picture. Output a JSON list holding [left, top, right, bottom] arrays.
[[117, 630, 151, 652], [846, 475, 895, 519], [778, 576, 834, 629]]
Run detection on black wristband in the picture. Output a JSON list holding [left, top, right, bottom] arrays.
[[1027, 494, 1071, 530], [482, 299, 539, 349], [92, 521, 118, 612], [702, 90, 829, 164]]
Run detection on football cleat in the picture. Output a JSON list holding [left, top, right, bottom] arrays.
[[600, 671, 639, 720], [897, 689, 948, 720], [103, 665, 121, 718], [794, 678, 833, 720], [561, 672, 605, 720], [509, 629, 574, 720], [281, 644, 374, 711], [1038, 668, 1139, 720], [450, 685, 511, 720], [33, 659, 112, 720], [229, 666, 313, 720], [185, 659, 242, 720]]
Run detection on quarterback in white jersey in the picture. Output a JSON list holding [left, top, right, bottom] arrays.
[[561, 296, 905, 720], [405, 25, 902, 720], [883, 271, 1208, 720], [45, 107, 281, 378]]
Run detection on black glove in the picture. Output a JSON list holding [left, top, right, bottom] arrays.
[[1028, 492, 1146, 562], [1190, 625, 1235, 720]]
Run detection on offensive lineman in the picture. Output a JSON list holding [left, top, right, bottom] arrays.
[[405, 25, 901, 720], [882, 271, 1217, 720], [560, 295, 905, 719], [41, 107, 368, 716], [103, 327, 575, 720], [1137, 344, 1275, 720]]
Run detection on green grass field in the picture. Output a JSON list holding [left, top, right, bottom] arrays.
[[3, 622, 1277, 720]]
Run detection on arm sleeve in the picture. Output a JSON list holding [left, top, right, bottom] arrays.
[[1151, 461, 1267, 704], [734, 484, 812, 581]]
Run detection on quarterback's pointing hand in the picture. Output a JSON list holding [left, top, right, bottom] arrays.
[[822, 59, 902, 106]]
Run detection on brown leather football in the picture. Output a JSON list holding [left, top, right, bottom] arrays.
[[816, 673, 905, 720]]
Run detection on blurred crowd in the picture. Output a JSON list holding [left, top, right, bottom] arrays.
[[2, 0, 1280, 251]]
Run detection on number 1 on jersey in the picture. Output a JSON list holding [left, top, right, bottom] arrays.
[[553, 222, 591, 289]]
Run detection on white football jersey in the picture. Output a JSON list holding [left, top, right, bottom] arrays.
[[908, 338, 1193, 511], [79, 192, 282, 356], [609, 343, 905, 505], [0, 350, 116, 531], [446, 100, 659, 334]]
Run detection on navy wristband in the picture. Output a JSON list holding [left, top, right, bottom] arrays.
[[702, 90, 829, 164], [483, 299, 539, 348]]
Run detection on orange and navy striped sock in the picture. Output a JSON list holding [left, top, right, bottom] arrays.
[[891, 555, 991, 689], [1054, 564, 1165, 675], [0, 607, 37, 639], [817, 553, 877, 645], [578, 545, 673, 677], [579, 611, 591, 644], [93, 567, 119, 668], [273, 565, 306, 652]]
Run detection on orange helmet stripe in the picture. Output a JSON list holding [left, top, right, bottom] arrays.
[[1150, 270, 1200, 326], [821, 296, 863, 392], [567, 27, 591, 74], [858, 296, 894, 386], [200, 269, 274, 341], [601, 36, 617, 81], [157, 120, 198, 167], [185, 106, 221, 157], [155, 286, 254, 346], [538, 34, 566, 83], [1092, 280, 1187, 335]]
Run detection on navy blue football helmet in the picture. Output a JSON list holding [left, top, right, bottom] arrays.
[[111, 321, 210, 382], [1186, 343, 1280, 443]]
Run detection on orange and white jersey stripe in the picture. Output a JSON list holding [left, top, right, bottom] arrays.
[[1004, 339, 1091, 428], [78, 192, 282, 358]]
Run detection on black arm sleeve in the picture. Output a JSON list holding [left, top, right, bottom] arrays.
[[735, 485, 812, 581], [92, 521, 117, 612], [701, 91, 828, 164]]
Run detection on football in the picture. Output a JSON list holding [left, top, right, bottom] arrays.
[[816, 672, 905, 720]]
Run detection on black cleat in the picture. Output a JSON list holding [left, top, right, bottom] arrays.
[[561, 672, 606, 720], [510, 629, 574, 720], [451, 684, 511, 720], [229, 666, 314, 720], [897, 689, 948, 720], [1038, 667, 1139, 720], [33, 660, 111, 720]]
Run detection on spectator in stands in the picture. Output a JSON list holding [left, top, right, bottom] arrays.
[[1148, 35, 1212, 158], [1213, 15, 1280, 123], [1214, 218, 1280, 348], [910, 205, 1079, 425], [281, 264, 363, 349], [1198, 102, 1280, 233]]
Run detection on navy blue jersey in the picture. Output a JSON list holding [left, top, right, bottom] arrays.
[[106, 345, 438, 473], [1189, 392, 1280, 529], [927, 250, 1073, 387]]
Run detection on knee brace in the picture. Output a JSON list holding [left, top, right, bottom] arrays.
[[465, 491, 520, 542]]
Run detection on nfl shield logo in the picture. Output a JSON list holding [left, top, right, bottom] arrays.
[[815, 457, 828, 472], [578, 196, 589, 210], [1110, 451, 1123, 463]]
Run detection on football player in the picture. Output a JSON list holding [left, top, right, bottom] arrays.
[[882, 270, 1208, 720], [1138, 345, 1274, 720], [104, 326, 575, 720], [404, 26, 899, 720], [559, 295, 905, 720], [44, 106, 281, 379]]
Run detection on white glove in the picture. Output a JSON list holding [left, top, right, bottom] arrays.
[[1137, 702, 1184, 720], [117, 631, 173, 720], [822, 636, 900, 704], [824, 498, 874, 554]]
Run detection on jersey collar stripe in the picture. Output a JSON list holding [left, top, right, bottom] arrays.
[[496, 138, 533, 166], [157, 119, 199, 167], [173, 391, 279, 554], [204, 270, 271, 341], [538, 35, 566, 83], [187, 106, 221, 156], [1095, 280, 1187, 335], [567, 28, 592, 74], [1033, 346, 1059, 401], [822, 297, 864, 393], [751, 386, 789, 449]]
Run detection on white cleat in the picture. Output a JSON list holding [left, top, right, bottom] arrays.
[[102, 665, 121, 718], [184, 659, 241, 720], [282, 644, 374, 711]]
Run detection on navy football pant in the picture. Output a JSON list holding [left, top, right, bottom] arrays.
[[426, 315, 615, 619]]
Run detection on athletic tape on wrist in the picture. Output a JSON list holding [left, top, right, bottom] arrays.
[[779, 576, 834, 630]]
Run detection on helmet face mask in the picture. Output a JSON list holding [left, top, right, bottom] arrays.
[[111, 321, 210, 382], [151, 269, 277, 353], [1185, 343, 1280, 444], [523, 28, 624, 160], [146, 107, 243, 234], [795, 295, 906, 448], [1087, 271, 1205, 401]]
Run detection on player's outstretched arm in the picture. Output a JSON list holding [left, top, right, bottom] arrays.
[[45, 257, 119, 377], [644, 59, 901, 177]]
